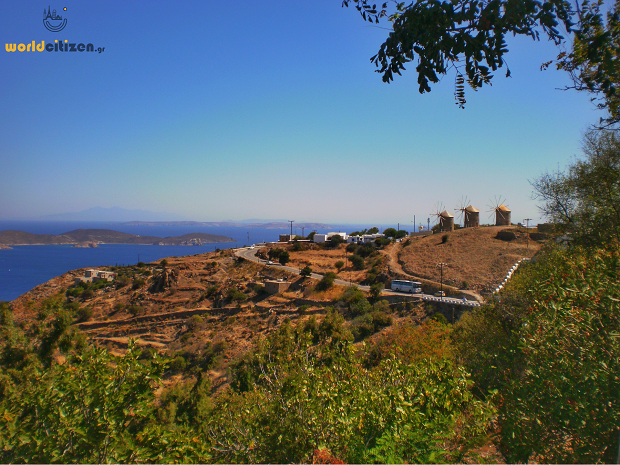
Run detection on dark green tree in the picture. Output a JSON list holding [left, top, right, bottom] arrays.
[[395, 230, 408, 239], [278, 250, 291, 266], [383, 228, 397, 238], [350, 254, 366, 271]]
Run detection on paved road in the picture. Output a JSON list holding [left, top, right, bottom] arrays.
[[234, 246, 480, 307]]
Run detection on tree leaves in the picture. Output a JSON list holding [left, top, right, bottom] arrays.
[[345, 0, 575, 107]]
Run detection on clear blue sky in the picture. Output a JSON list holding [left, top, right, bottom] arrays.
[[1, 1, 599, 226]]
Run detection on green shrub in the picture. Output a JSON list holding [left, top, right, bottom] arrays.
[[316, 272, 337, 291], [187, 315, 205, 332], [335, 260, 345, 271], [300, 266, 312, 278], [76, 306, 93, 322], [350, 254, 365, 271], [132, 278, 145, 290], [115, 275, 129, 288], [128, 305, 144, 317], [442, 234, 449, 243], [80, 289, 94, 301], [346, 243, 358, 253], [170, 355, 189, 372], [227, 288, 248, 303]]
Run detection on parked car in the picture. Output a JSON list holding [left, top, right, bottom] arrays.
[[267, 260, 274, 265], [434, 291, 446, 297]]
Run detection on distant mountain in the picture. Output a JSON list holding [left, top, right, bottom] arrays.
[[123, 221, 332, 230], [35, 207, 188, 222], [0, 229, 233, 246]]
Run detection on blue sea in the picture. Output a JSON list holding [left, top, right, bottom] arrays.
[[0, 221, 390, 302]]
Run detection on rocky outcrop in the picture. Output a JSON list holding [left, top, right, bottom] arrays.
[[73, 241, 98, 248], [496, 230, 517, 241], [149, 268, 178, 293]]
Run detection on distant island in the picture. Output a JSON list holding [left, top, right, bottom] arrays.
[[0, 229, 234, 246]]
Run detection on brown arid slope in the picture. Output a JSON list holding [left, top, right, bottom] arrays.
[[268, 242, 385, 284], [10, 249, 404, 388], [395, 226, 542, 294]]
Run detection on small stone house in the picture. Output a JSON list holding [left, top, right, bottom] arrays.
[[264, 279, 291, 294], [75, 269, 116, 284]]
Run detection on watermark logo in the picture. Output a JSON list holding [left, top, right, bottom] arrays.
[[4, 6, 105, 54], [43, 6, 67, 32]]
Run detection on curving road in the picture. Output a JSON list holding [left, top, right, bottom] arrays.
[[234, 246, 480, 307]]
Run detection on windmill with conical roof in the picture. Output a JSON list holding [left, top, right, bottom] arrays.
[[432, 203, 455, 232], [488, 196, 511, 226], [455, 196, 480, 228]]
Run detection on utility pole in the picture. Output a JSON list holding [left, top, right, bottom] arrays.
[[524, 218, 532, 249], [247, 231, 250, 245], [427, 218, 430, 232], [301, 226, 305, 238], [437, 262, 447, 299], [288, 220, 294, 238]]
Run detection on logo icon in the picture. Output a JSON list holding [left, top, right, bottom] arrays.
[[43, 6, 67, 32]]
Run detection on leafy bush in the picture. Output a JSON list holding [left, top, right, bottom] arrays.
[[0, 342, 211, 463], [210, 340, 491, 464], [187, 315, 205, 332], [227, 288, 248, 303], [80, 289, 94, 301], [350, 310, 392, 340], [334, 260, 345, 271], [278, 251, 290, 266], [76, 306, 93, 322], [370, 283, 384, 300], [115, 275, 130, 289], [300, 266, 312, 278], [128, 305, 144, 317], [132, 278, 145, 290], [170, 355, 189, 372], [383, 228, 397, 238], [442, 234, 449, 243], [316, 272, 337, 291], [327, 235, 344, 247], [346, 243, 358, 253], [349, 254, 365, 271], [394, 230, 408, 239], [375, 237, 391, 247]]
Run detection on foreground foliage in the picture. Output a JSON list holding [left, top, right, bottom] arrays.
[[0, 342, 211, 463], [210, 318, 493, 463], [456, 245, 620, 462]]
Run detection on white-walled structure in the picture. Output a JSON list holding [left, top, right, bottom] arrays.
[[346, 233, 384, 244], [312, 232, 348, 243]]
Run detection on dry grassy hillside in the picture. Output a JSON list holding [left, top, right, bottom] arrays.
[[396, 226, 543, 294], [8, 249, 386, 389]]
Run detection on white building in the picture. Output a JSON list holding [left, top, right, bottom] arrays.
[[313, 232, 348, 243], [347, 233, 384, 244]]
